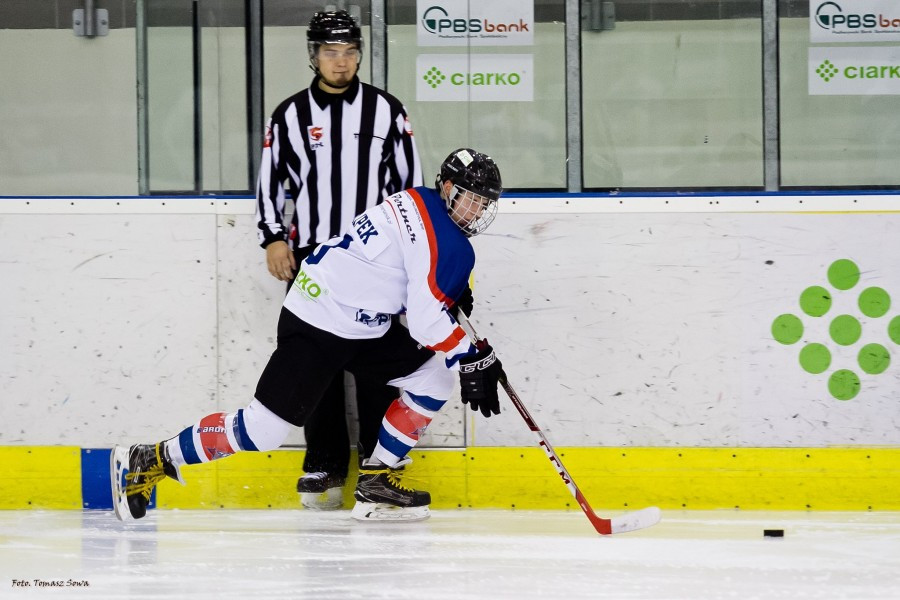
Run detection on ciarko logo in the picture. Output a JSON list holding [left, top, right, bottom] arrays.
[[422, 65, 523, 89], [771, 259, 900, 401], [423, 66, 447, 89], [816, 59, 839, 82]]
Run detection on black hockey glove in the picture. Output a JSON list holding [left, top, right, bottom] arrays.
[[458, 341, 502, 418], [450, 286, 474, 319]]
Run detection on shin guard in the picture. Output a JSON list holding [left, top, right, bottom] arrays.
[[372, 392, 446, 466], [165, 400, 291, 467]]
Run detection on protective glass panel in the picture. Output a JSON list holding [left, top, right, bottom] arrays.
[[147, 3, 195, 192], [201, 2, 250, 193], [581, 0, 764, 189], [146, 0, 249, 194], [778, 0, 900, 187], [0, 2, 140, 195], [386, 1, 567, 189]]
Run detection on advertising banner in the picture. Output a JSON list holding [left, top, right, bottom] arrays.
[[809, 45, 900, 95], [810, 0, 900, 42], [416, 54, 534, 101], [417, 0, 534, 46]]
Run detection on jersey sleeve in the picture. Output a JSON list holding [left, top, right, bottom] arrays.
[[389, 190, 474, 369], [392, 107, 424, 190], [255, 116, 290, 248]]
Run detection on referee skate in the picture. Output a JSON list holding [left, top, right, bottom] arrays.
[[297, 472, 346, 511]]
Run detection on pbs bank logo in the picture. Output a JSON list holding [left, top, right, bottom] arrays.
[[814, 1, 876, 31], [421, 5, 529, 36], [417, 0, 533, 46], [811, 0, 900, 40]]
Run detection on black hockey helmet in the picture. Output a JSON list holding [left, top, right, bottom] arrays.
[[435, 148, 502, 237], [307, 10, 363, 68]]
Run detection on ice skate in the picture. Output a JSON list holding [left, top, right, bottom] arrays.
[[351, 456, 430, 522], [297, 471, 346, 510], [111, 443, 183, 521]]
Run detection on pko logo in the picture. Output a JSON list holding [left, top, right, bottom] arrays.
[[421, 5, 529, 35], [814, 1, 900, 31]]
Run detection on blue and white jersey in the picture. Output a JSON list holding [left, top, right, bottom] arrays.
[[284, 186, 474, 367]]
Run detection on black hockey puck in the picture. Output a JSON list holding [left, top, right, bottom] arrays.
[[763, 529, 784, 538]]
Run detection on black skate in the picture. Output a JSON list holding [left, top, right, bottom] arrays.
[[111, 443, 183, 521], [297, 471, 346, 510], [351, 456, 430, 522]]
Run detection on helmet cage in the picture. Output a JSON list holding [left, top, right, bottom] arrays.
[[436, 148, 502, 237], [444, 185, 499, 237]]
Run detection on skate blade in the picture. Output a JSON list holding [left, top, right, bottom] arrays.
[[350, 501, 430, 522], [110, 445, 132, 521], [300, 488, 344, 511]]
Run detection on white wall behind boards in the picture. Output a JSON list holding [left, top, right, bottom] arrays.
[[0, 214, 218, 444], [474, 210, 900, 447], [0, 208, 465, 449], [2, 200, 899, 449]]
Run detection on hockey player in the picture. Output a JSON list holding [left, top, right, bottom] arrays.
[[257, 10, 423, 510], [112, 148, 505, 522]]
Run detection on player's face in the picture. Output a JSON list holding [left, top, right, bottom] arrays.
[[450, 188, 489, 228], [316, 42, 359, 90]]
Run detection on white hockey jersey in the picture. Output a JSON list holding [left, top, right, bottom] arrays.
[[284, 186, 475, 367]]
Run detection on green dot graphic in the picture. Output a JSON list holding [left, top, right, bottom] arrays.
[[772, 314, 803, 345], [800, 286, 832, 317], [830, 314, 861, 346], [799, 343, 831, 374], [890, 316, 900, 345], [858, 287, 891, 318], [858, 343, 890, 375], [828, 259, 860, 291], [828, 369, 860, 401]]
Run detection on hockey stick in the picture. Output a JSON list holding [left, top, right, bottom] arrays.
[[457, 314, 661, 535]]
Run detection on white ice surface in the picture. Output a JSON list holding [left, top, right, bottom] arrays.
[[1, 509, 899, 599]]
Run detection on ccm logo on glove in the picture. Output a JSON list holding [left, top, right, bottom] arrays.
[[458, 341, 503, 418], [459, 351, 496, 373]]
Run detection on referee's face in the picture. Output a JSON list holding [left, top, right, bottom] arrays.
[[316, 42, 359, 92]]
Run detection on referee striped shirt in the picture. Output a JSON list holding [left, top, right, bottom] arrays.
[[256, 75, 423, 250]]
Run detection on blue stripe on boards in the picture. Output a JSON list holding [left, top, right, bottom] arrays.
[[81, 448, 155, 511], [5, 190, 900, 201], [81, 448, 113, 510]]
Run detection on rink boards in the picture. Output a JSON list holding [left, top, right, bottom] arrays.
[[2, 193, 900, 513], [2, 446, 899, 511]]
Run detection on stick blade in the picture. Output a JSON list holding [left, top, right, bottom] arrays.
[[603, 506, 661, 535]]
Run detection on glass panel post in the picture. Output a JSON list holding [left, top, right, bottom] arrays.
[[136, 0, 150, 195], [762, 0, 780, 190], [566, 0, 582, 192]]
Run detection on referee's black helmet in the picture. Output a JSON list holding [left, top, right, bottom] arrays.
[[307, 10, 363, 65]]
